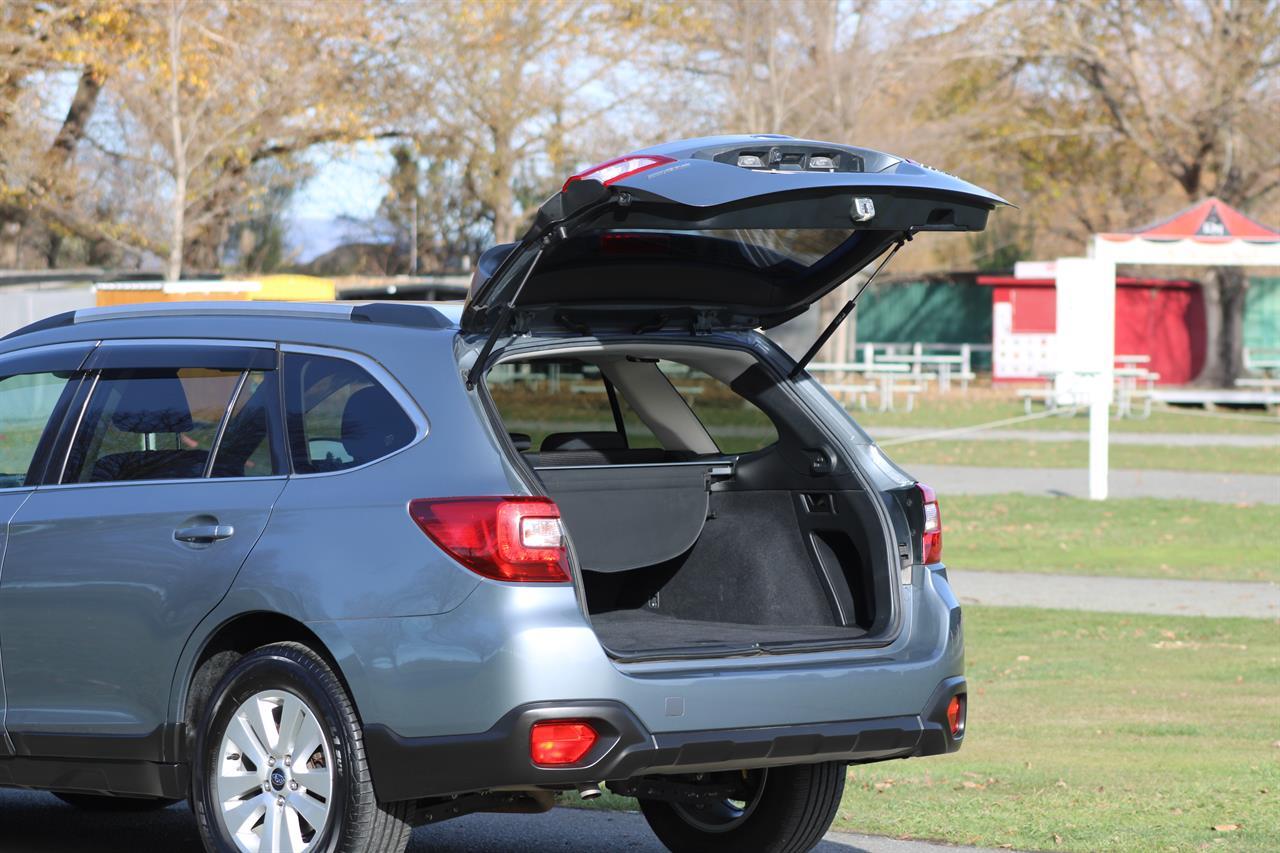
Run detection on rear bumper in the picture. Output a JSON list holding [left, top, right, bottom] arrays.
[[365, 676, 966, 802]]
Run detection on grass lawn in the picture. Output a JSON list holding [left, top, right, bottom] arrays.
[[851, 394, 1280, 436], [942, 494, 1280, 583], [838, 607, 1280, 851], [888, 438, 1280, 475], [574, 607, 1280, 852]]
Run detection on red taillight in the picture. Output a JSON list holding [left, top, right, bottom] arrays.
[[530, 720, 597, 766], [946, 694, 965, 736], [918, 482, 942, 564], [562, 154, 675, 191], [408, 497, 571, 583]]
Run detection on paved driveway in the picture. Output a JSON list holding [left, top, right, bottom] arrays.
[[949, 569, 1279, 619], [907, 463, 1280, 504], [0, 791, 1009, 853]]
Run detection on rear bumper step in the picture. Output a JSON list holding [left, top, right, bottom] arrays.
[[364, 677, 965, 802]]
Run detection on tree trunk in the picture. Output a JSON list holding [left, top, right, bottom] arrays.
[[47, 70, 103, 170], [1194, 266, 1248, 387], [489, 174, 516, 244], [165, 2, 187, 283]]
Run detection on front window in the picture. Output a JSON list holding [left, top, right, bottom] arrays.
[[0, 371, 74, 488]]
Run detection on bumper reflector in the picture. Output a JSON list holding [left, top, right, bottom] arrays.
[[530, 720, 598, 766], [946, 695, 966, 736]]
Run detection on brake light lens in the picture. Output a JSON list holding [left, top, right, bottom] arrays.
[[530, 720, 597, 766], [562, 154, 675, 191], [408, 497, 571, 582], [918, 483, 942, 563]]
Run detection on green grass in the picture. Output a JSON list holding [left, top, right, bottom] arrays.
[[853, 394, 1280, 436], [889, 438, 1280, 475], [837, 607, 1280, 851], [943, 495, 1280, 582], [572, 608, 1280, 852]]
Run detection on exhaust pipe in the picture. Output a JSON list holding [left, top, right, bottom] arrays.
[[576, 783, 603, 801]]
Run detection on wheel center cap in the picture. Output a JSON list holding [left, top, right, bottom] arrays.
[[270, 768, 287, 790]]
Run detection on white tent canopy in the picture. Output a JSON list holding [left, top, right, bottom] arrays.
[[1090, 197, 1280, 266]]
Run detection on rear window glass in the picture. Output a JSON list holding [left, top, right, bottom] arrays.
[[211, 371, 283, 478], [488, 359, 660, 453], [65, 368, 242, 483], [283, 353, 417, 473], [541, 228, 854, 276], [655, 360, 778, 454], [488, 356, 777, 456]]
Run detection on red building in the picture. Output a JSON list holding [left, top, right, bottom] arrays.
[[977, 275, 1206, 384]]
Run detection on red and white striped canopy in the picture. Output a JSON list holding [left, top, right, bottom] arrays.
[[1091, 198, 1280, 266]]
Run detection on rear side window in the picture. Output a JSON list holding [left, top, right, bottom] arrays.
[[655, 360, 778, 454], [487, 358, 661, 453], [283, 353, 417, 473], [0, 372, 74, 488], [65, 368, 243, 483]]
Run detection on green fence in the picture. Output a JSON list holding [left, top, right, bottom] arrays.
[[1246, 276, 1280, 351], [854, 278, 992, 367]]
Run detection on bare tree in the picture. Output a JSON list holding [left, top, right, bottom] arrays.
[[392, 1, 675, 244], [89, 1, 393, 279], [988, 0, 1280, 384]]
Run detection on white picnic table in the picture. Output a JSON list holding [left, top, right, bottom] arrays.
[[861, 342, 978, 393], [807, 362, 932, 411], [1022, 359, 1159, 419]]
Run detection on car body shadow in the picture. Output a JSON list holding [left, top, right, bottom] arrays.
[[0, 792, 870, 853]]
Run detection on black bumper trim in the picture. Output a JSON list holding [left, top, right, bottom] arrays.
[[365, 677, 967, 803]]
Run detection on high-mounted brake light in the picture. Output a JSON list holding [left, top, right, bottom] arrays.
[[918, 483, 942, 564], [562, 155, 675, 192], [530, 720, 597, 766], [408, 496, 571, 582]]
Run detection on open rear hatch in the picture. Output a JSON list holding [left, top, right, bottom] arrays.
[[469, 135, 1004, 659], [461, 134, 1008, 342]]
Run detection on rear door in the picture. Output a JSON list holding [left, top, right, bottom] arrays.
[[0, 342, 93, 756], [463, 135, 1008, 333], [0, 340, 288, 761]]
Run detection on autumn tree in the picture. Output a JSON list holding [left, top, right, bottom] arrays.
[[982, 0, 1280, 384], [0, 1, 142, 265], [391, 1, 679, 244], [100, 1, 396, 279]]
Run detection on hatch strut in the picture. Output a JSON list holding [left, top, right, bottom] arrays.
[[465, 242, 546, 390], [789, 234, 910, 380]]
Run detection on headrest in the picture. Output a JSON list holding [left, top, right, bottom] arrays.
[[341, 385, 415, 465], [110, 373, 194, 433], [540, 431, 627, 452]]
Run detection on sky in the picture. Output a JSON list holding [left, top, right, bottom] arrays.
[[291, 141, 395, 222]]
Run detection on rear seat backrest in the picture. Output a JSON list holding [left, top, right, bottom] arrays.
[[530, 432, 697, 467]]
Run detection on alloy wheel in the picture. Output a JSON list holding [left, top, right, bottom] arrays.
[[215, 689, 334, 853]]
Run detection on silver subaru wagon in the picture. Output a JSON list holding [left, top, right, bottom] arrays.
[[0, 136, 1003, 853]]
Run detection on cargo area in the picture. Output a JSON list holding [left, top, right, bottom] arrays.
[[485, 343, 896, 658]]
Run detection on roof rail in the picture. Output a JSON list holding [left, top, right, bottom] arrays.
[[3, 301, 461, 341]]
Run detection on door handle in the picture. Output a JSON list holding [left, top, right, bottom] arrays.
[[174, 524, 235, 544]]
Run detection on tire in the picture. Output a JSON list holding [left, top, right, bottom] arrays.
[[53, 792, 180, 811], [638, 763, 846, 853], [191, 642, 411, 853]]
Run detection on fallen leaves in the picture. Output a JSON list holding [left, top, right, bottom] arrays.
[[1211, 824, 1239, 832]]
